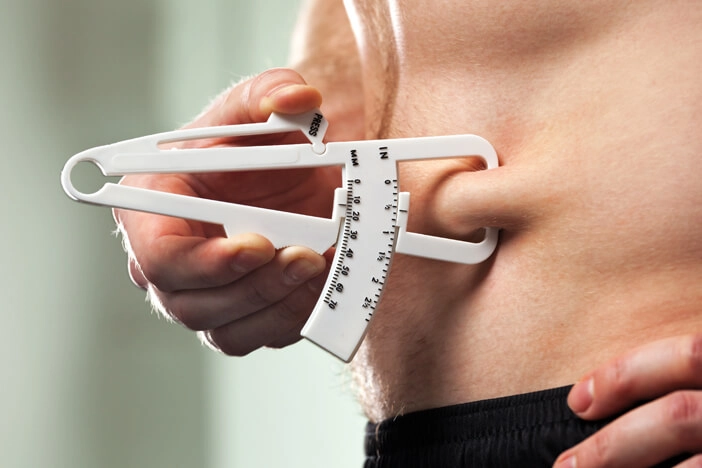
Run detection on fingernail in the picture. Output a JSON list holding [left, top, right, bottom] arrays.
[[266, 83, 306, 98], [554, 454, 577, 468], [283, 259, 323, 285], [569, 377, 594, 415], [231, 250, 269, 274], [259, 84, 303, 114]]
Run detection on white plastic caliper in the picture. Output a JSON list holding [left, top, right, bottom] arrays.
[[61, 110, 498, 362]]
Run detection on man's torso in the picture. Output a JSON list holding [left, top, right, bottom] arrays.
[[345, 0, 702, 422]]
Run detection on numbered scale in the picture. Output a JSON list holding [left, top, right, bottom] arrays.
[[61, 110, 499, 362]]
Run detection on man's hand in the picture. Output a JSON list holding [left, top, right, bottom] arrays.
[[554, 334, 702, 467], [114, 68, 341, 356]]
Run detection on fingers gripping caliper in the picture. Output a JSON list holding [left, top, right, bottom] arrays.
[[61, 110, 498, 362]]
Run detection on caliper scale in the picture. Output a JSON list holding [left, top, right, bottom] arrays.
[[311, 144, 400, 358], [61, 110, 499, 362]]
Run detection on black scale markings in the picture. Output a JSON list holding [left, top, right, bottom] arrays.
[[322, 159, 399, 323], [323, 180, 356, 307], [371, 179, 398, 321]]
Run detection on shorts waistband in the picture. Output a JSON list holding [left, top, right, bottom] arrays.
[[365, 385, 579, 455], [363, 385, 689, 467]]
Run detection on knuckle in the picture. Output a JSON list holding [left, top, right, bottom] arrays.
[[149, 291, 208, 331], [243, 283, 270, 309], [251, 67, 289, 85], [139, 260, 174, 293], [682, 334, 702, 376], [272, 288, 315, 324], [248, 68, 302, 101], [251, 67, 299, 91], [224, 70, 283, 123], [588, 430, 615, 468], [194, 268, 225, 290], [168, 302, 205, 331], [272, 299, 307, 325], [222, 82, 249, 123], [600, 355, 633, 398], [664, 391, 702, 439]]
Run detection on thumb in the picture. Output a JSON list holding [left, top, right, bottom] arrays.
[[187, 67, 322, 129]]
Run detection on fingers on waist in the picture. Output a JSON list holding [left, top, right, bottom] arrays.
[[571, 334, 702, 420]]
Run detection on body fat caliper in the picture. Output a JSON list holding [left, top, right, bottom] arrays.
[[61, 110, 499, 362]]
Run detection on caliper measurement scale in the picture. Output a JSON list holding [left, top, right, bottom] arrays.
[[61, 110, 499, 362], [310, 145, 399, 357]]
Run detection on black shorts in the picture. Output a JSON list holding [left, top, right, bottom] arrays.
[[364, 385, 687, 467]]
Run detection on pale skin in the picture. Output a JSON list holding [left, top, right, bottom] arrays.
[[115, 0, 702, 466]]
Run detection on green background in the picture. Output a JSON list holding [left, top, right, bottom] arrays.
[[0, 1, 366, 467]]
